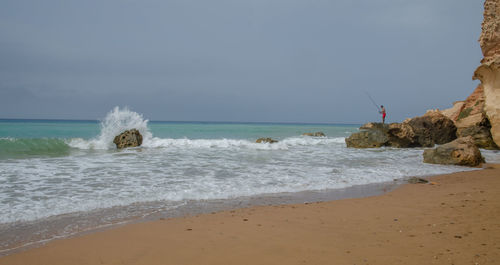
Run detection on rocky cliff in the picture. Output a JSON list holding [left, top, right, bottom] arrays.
[[473, 0, 500, 147]]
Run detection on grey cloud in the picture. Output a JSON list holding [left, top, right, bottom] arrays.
[[0, 0, 484, 123]]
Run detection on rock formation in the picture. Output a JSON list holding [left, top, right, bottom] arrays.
[[113, 129, 143, 149], [423, 137, 485, 167], [256, 138, 278, 144], [346, 111, 456, 148], [302, 132, 326, 137], [345, 129, 389, 148], [472, 0, 500, 147], [404, 110, 457, 147], [440, 85, 497, 149]]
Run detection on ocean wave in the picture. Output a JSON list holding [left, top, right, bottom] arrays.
[[0, 138, 71, 159], [68, 136, 346, 151]]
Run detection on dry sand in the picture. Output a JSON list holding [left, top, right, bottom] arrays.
[[1, 164, 499, 265]]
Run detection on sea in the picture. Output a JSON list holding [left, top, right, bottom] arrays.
[[1, 107, 499, 254]]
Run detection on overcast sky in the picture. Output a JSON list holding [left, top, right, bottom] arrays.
[[0, 0, 483, 123]]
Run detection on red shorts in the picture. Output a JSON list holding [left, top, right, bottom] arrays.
[[382, 113, 386, 119]]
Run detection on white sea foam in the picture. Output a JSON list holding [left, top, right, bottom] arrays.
[[68, 106, 152, 150], [1, 107, 495, 225]]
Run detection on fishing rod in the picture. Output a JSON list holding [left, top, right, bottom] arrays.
[[364, 91, 381, 112]]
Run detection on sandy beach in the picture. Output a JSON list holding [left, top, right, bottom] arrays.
[[1, 164, 499, 265]]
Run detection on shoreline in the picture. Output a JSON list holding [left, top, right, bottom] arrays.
[[0, 179, 404, 257], [1, 165, 499, 264]]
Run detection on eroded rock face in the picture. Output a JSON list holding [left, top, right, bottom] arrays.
[[113, 129, 143, 149], [472, 0, 500, 147], [386, 122, 416, 148], [441, 101, 465, 121], [440, 84, 497, 149], [423, 137, 485, 167]]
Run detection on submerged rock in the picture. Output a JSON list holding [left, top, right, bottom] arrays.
[[408, 177, 429, 184], [302, 132, 326, 137], [256, 138, 278, 144], [113, 129, 143, 149], [423, 137, 484, 167]]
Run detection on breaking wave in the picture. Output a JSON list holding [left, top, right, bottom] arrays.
[[68, 107, 152, 150], [0, 138, 71, 159]]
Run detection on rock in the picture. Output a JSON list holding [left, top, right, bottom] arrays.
[[302, 132, 326, 137], [440, 83, 497, 149], [457, 117, 498, 149], [345, 129, 389, 148], [441, 101, 466, 121], [386, 122, 417, 148], [346, 112, 456, 149], [423, 137, 485, 167], [406, 110, 457, 147], [256, 138, 278, 143], [359, 122, 389, 131], [113, 129, 143, 149], [472, 0, 500, 147], [408, 177, 429, 184]]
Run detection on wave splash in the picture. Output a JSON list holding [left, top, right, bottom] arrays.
[[69, 107, 152, 150]]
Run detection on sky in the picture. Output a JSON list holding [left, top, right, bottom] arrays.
[[0, 0, 484, 124]]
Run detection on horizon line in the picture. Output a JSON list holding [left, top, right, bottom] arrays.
[[0, 118, 361, 126]]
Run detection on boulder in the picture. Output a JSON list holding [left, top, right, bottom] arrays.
[[113, 129, 143, 149], [406, 110, 457, 147], [386, 122, 417, 148], [457, 116, 498, 149], [345, 129, 389, 148], [256, 138, 278, 144], [302, 132, 326, 137], [423, 137, 485, 167]]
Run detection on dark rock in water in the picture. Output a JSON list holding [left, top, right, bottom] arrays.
[[113, 129, 143, 149], [345, 129, 389, 148], [408, 177, 429, 184], [302, 132, 326, 137], [423, 136, 485, 167], [256, 138, 278, 144]]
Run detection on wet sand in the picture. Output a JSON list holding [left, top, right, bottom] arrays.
[[1, 164, 499, 265]]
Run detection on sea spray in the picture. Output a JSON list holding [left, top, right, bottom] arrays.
[[69, 107, 152, 149]]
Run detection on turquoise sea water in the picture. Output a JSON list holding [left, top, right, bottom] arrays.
[[0, 107, 498, 253]]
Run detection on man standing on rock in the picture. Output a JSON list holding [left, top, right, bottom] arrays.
[[380, 105, 386, 124]]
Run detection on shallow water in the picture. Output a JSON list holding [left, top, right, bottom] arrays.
[[1, 107, 499, 254]]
